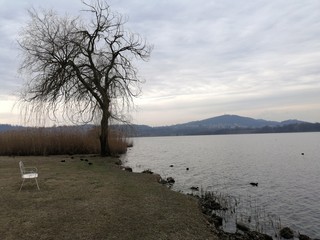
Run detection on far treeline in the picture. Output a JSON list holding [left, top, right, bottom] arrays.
[[126, 122, 320, 137], [1, 122, 319, 156]]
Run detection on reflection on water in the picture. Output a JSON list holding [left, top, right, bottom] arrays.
[[122, 133, 320, 238]]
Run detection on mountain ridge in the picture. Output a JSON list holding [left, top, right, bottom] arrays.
[[173, 114, 305, 129], [128, 114, 318, 137], [1, 115, 319, 137]]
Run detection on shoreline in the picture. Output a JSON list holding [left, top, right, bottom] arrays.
[[128, 166, 274, 240], [122, 162, 316, 240], [121, 133, 320, 240]]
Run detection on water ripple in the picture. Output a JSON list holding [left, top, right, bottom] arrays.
[[123, 133, 320, 239]]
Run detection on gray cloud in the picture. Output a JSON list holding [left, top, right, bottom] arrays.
[[127, 1, 320, 124], [1, 0, 320, 125]]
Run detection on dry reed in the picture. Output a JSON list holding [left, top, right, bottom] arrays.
[[0, 126, 129, 156]]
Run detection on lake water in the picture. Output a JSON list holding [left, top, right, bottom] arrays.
[[122, 132, 320, 239]]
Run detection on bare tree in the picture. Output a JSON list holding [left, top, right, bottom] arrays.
[[18, 0, 152, 156]]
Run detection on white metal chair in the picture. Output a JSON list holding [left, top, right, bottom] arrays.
[[19, 161, 40, 191]]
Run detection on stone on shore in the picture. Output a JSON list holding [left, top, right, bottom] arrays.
[[166, 177, 175, 184], [236, 221, 250, 232], [207, 213, 223, 228], [280, 227, 294, 239], [299, 233, 312, 240], [123, 166, 133, 172]]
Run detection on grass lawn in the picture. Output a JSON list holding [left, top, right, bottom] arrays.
[[0, 155, 217, 240]]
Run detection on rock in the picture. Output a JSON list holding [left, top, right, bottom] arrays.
[[299, 234, 311, 240], [123, 166, 132, 172], [244, 231, 273, 240], [215, 229, 273, 240], [88, 162, 92, 165], [158, 178, 167, 184], [186, 167, 189, 170], [166, 177, 175, 184], [280, 227, 294, 239], [236, 221, 250, 232], [250, 182, 258, 186], [153, 174, 162, 183], [208, 214, 223, 227], [190, 186, 199, 191], [60, 160, 66, 162], [201, 198, 223, 211], [142, 169, 153, 174], [199, 192, 228, 213], [115, 159, 122, 165], [169, 164, 174, 167], [158, 176, 175, 185], [201, 206, 212, 215]]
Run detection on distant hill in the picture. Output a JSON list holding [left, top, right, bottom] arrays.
[[1, 115, 319, 137], [126, 115, 318, 137], [173, 114, 304, 129]]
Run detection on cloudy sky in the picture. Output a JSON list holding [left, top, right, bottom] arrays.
[[1, 0, 320, 126]]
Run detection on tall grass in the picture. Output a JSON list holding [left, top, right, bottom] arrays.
[[0, 126, 130, 156], [199, 189, 282, 239]]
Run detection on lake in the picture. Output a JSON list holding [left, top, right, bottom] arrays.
[[122, 132, 320, 239]]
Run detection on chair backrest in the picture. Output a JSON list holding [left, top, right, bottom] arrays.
[[19, 161, 25, 175]]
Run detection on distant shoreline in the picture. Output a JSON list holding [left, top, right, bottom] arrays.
[[129, 122, 320, 137]]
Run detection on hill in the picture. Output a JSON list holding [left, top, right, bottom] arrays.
[[2, 115, 319, 137], [173, 114, 303, 129], [128, 115, 319, 137]]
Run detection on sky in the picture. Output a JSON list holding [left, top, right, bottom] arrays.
[[1, 0, 320, 126]]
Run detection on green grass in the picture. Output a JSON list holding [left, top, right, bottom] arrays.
[[0, 156, 217, 240]]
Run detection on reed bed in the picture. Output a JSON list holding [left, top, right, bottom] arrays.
[[0, 126, 129, 156]]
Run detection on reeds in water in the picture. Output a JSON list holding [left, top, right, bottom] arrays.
[[199, 189, 282, 239]]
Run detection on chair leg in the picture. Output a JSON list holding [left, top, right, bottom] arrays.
[[19, 179, 25, 192], [35, 178, 40, 190]]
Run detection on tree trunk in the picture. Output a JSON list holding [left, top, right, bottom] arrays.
[[100, 111, 111, 156]]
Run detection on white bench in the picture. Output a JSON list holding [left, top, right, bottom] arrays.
[[19, 161, 40, 191]]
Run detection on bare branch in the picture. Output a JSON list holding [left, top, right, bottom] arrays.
[[18, 0, 152, 155]]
